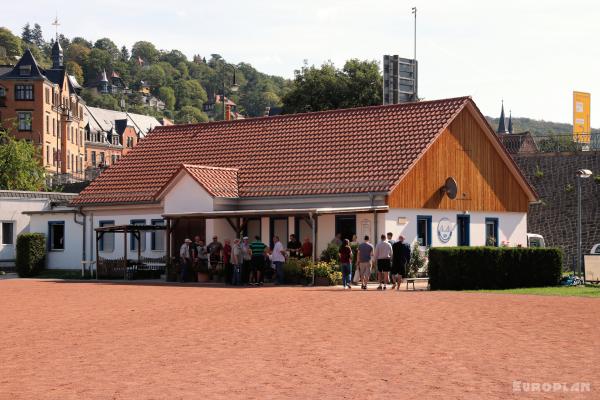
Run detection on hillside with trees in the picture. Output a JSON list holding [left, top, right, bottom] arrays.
[[0, 24, 291, 123], [485, 116, 600, 136]]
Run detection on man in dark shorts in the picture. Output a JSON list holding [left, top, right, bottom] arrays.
[[249, 235, 267, 285], [392, 235, 411, 290], [206, 235, 223, 281], [374, 234, 393, 290]]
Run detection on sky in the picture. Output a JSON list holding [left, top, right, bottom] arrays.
[[2, 0, 599, 126]]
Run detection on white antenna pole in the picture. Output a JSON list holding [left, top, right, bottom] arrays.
[[412, 7, 417, 61], [52, 14, 60, 41]]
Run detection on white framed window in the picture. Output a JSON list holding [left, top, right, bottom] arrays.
[[17, 111, 32, 131]]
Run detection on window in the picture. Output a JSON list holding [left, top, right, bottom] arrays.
[[130, 219, 146, 252], [91, 151, 96, 167], [151, 219, 165, 251], [0, 87, 6, 97], [46, 145, 50, 164], [416, 215, 432, 246], [485, 218, 499, 247], [15, 84, 33, 100], [67, 151, 70, 169], [1, 222, 14, 245], [17, 112, 32, 131], [127, 137, 134, 148], [99, 220, 115, 252], [457, 215, 470, 246], [52, 118, 56, 136], [19, 65, 31, 76], [99, 152, 105, 165], [48, 221, 65, 251], [45, 87, 50, 104]]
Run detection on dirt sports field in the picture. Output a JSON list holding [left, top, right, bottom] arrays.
[[0, 280, 598, 400]]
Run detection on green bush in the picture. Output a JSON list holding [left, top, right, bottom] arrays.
[[16, 233, 46, 277], [283, 258, 311, 284], [320, 243, 340, 262], [428, 247, 563, 290]]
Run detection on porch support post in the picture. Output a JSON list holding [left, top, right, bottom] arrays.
[[166, 219, 172, 261], [95, 230, 100, 281], [123, 227, 128, 280], [310, 212, 317, 286]]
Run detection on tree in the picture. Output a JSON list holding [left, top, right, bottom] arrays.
[[157, 87, 176, 110], [131, 41, 159, 64], [175, 106, 208, 124], [282, 60, 382, 114], [21, 23, 33, 44], [65, 43, 90, 66], [120, 45, 129, 61], [84, 48, 112, 84], [0, 128, 46, 191], [0, 27, 23, 64], [31, 23, 44, 48], [66, 61, 84, 85], [94, 38, 119, 60], [138, 64, 166, 87], [71, 37, 92, 48]]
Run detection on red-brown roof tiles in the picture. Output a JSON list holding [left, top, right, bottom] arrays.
[[174, 164, 239, 198], [72, 97, 471, 205]]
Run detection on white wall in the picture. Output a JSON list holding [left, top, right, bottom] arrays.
[[384, 208, 528, 247], [162, 173, 214, 215], [0, 198, 48, 264], [29, 212, 83, 270]]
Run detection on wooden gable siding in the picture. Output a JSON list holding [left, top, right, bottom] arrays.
[[388, 108, 530, 212]]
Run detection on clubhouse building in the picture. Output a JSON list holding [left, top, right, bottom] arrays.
[[64, 96, 537, 269]]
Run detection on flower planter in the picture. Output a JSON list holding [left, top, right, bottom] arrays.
[[314, 276, 330, 286], [197, 272, 210, 283]]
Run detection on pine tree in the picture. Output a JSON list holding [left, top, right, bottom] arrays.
[[32, 23, 44, 47], [120, 45, 129, 61], [21, 23, 33, 44]]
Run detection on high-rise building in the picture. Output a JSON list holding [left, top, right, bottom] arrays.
[[383, 55, 418, 105]]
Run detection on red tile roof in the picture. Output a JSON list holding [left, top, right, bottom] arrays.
[[72, 97, 471, 205], [169, 164, 239, 198]]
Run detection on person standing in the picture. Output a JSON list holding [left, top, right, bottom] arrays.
[[357, 236, 374, 290], [392, 235, 411, 290], [375, 234, 393, 290], [387, 232, 396, 245], [241, 236, 252, 284], [223, 239, 232, 284], [287, 234, 302, 258], [271, 236, 286, 284], [179, 238, 193, 282], [331, 233, 343, 247], [338, 239, 353, 289], [249, 235, 267, 286], [207, 235, 223, 281], [301, 237, 313, 259], [231, 238, 243, 286]]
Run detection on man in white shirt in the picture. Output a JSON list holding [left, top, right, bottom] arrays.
[[179, 238, 193, 282], [374, 234, 393, 290], [271, 236, 286, 284]]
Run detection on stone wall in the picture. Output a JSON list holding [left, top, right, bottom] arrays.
[[514, 152, 600, 269]]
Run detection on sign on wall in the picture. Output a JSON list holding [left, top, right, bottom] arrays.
[[573, 91, 591, 144], [437, 218, 454, 243]]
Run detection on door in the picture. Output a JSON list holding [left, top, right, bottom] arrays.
[[456, 215, 470, 246], [335, 215, 356, 242], [270, 217, 288, 248]]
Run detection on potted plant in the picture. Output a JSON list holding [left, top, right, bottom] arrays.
[[313, 261, 333, 286]]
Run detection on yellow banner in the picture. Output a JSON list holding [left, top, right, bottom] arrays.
[[573, 91, 591, 143]]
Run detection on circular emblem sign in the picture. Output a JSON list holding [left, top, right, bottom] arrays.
[[437, 218, 454, 243]]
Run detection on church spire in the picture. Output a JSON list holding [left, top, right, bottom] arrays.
[[50, 15, 63, 69], [497, 100, 507, 134], [508, 110, 513, 134]]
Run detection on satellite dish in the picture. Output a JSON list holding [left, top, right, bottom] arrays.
[[441, 177, 458, 200]]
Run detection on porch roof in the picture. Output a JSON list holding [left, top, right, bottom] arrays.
[[162, 205, 389, 219]]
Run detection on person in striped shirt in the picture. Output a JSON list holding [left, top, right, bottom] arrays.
[[249, 236, 267, 286]]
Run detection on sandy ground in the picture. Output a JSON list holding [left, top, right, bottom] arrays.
[[0, 280, 598, 400]]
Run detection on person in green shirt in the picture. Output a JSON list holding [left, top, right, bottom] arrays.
[[249, 236, 267, 286]]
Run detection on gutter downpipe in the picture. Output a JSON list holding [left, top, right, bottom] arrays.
[[310, 211, 316, 286], [73, 206, 86, 277]]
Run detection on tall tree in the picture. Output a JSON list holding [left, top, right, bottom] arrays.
[[120, 45, 129, 61], [0, 128, 46, 191], [31, 23, 44, 48], [0, 27, 23, 64], [94, 38, 119, 60], [131, 41, 159, 64], [21, 23, 33, 44]]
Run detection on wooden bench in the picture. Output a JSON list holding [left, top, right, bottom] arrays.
[[405, 277, 429, 291]]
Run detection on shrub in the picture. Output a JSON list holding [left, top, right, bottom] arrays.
[[283, 258, 311, 284], [16, 233, 46, 277], [428, 247, 563, 290], [407, 241, 427, 278], [320, 243, 340, 262], [305, 260, 340, 285]]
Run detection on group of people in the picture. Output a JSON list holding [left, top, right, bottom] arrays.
[[338, 232, 411, 291], [179, 231, 410, 290], [179, 234, 313, 285]]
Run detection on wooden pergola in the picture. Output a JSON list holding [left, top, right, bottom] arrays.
[[95, 224, 168, 280]]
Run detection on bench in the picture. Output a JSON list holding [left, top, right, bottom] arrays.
[[405, 277, 429, 291]]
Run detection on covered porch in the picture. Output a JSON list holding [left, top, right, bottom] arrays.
[[163, 206, 389, 261]]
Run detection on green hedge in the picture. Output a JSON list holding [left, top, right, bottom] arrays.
[[428, 247, 562, 290], [16, 233, 46, 277]]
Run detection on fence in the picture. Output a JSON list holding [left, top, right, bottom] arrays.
[[501, 133, 600, 154]]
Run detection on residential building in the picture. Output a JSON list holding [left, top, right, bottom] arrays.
[[0, 44, 87, 179], [71, 97, 537, 272]]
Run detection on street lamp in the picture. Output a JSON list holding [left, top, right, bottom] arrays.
[[221, 65, 238, 121], [576, 169, 592, 278]]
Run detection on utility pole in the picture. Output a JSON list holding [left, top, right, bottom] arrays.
[[412, 7, 417, 61]]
